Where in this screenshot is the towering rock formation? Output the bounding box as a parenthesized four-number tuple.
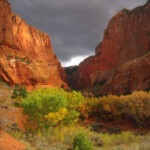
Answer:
(69, 0, 150, 94)
(0, 0, 67, 89)
(0, 0, 14, 46)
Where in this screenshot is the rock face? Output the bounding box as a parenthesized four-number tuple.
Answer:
(0, 0, 67, 89)
(69, 0, 150, 94)
(104, 53, 150, 95)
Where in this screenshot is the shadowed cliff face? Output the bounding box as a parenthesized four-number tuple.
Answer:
(0, 0, 67, 90)
(104, 53, 150, 95)
(68, 0, 150, 94)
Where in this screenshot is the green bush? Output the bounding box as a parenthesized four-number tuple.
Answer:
(0, 78, 4, 83)
(73, 132, 93, 150)
(12, 84, 28, 99)
(21, 88, 84, 129)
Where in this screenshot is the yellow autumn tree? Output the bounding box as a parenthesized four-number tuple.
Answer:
(45, 108, 68, 125)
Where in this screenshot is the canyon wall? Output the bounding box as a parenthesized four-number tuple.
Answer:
(69, 0, 150, 94)
(104, 53, 150, 95)
(0, 0, 67, 90)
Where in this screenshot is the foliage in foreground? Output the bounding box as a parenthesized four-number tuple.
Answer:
(73, 132, 93, 150)
(9, 125, 149, 150)
(21, 88, 84, 130)
(1, 78, 150, 150)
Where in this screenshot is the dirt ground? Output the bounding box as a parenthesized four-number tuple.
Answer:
(0, 129, 26, 150)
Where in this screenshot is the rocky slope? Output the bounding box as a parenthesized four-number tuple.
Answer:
(68, 0, 150, 94)
(0, 0, 67, 90)
(0, 130, 26, 150)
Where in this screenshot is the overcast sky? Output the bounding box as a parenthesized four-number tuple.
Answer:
(8, 0, 147, 66)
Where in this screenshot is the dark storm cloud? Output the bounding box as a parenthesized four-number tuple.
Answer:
(8, 0, 147, 62)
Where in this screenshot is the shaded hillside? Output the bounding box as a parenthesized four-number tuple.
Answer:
(64, 66, 78, 76)
(68, 0, 150, 95)
(104, 53, 150, 95)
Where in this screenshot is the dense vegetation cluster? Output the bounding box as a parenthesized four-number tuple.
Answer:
(78, 91, 150, 127)
(64, 66, 78, 76)
(1, 84, 149, 150)
(21, 88, 84, 130)
(20, 88, 150, 131)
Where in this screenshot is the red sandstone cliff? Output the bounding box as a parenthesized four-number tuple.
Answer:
(69, 0, 150, 94)
(0, 0, 67, 89)
(103, 53, 150, 95)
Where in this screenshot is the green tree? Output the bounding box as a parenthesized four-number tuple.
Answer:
(73, 132, 93, 150)
(21, 88, 84, 129)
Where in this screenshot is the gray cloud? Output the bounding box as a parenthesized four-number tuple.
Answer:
(8, 0, 147, 62)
